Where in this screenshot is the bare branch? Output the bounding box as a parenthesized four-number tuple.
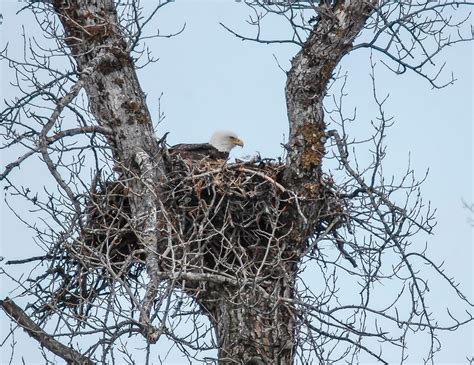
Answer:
(0, 298, 95, 365)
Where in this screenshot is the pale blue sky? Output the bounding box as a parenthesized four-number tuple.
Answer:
(1, 1, 472, 364)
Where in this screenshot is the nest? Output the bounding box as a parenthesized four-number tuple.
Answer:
(47, 152, 346, 312)
(82, 156, 293, 279)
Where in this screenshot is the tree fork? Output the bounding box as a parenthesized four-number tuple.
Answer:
(50, 1, 379, 364)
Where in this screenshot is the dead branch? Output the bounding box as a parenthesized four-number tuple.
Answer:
(0, 297, 95, 365)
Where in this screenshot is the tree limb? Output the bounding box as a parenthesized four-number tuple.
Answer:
(0, 297, 95, 365)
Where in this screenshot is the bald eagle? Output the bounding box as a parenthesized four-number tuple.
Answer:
(170, 131, 244, 160)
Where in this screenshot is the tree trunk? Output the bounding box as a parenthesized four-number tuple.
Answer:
(284, 0, 379, 270)
(52, 0, 164, 340)
(204, 263, 296, 365)
(285, 1, 378, 189)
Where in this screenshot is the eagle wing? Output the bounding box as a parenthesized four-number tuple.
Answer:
(169, 143, 229, 160)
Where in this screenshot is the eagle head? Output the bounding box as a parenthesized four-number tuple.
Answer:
(209, 130, 244, 153)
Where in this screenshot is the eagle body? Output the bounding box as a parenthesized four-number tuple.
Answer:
(169, 131, 244, 160)
(169, 143, 229, 160)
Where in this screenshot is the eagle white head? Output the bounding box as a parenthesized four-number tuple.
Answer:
(209, 130, 244, 153)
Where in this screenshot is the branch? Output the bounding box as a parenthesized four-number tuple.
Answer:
(219, 22, 302, 46)
(285, 0, 378, 187)
(0, 297, 95, 365)
(37, 79, 86, 215)
(0, 125, 111, 181)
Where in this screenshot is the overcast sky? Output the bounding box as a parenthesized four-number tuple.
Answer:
(1, 1, 472, 364)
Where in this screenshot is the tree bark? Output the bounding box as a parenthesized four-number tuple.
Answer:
(52, 0, 164, 340)
(283, 0, 379, 284)
(285, 1, 378, 190)
(202, 261, 296, 365)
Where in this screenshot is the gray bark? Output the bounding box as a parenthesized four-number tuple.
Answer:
(285, 1, 378, 188)
(52, 0, 164, 341)
(203, 262, 296, 365)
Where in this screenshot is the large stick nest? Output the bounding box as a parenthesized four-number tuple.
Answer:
(39, 152, 345, 314)
(82, 155, 296, 278)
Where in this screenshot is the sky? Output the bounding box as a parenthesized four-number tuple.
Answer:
(1, 1, 473, 364)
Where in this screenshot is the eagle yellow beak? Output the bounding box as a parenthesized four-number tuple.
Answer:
(232, 137, 244, 147)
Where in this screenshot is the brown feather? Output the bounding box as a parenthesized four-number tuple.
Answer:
(169, 143, 229, 160)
